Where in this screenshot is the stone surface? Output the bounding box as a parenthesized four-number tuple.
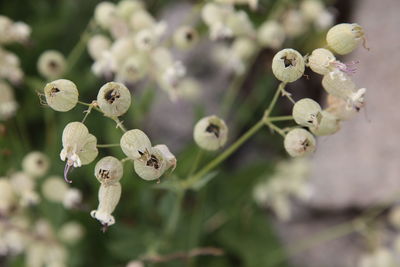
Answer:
(279, 0, 400, 266)
(309, 0, 400, 209)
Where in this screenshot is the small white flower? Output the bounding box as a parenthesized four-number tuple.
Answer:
(91, 182, 121, 228)
(60, 122, 98, 182)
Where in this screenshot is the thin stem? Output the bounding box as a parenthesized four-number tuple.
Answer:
(268, 115, 294, 122)
(165, 191, 184, 236)
(77, 101, 102, 113)
(97, 143, 120, 148)
(112, 117, 127, 133)
(188, 149, 204, 177)
(65, 19, 94, 74)
(266, 122, 286, 138)
(81, 104, 94, 123)
(121, 157, 132, 163)
(264, 82, 287, 118)
(220, 50, 261, 118)
(185, 119, 265, 188)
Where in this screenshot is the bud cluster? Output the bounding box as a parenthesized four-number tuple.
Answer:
(269, 22, 368, 157)
(0, 15, 31, 121)
(0, 151, 84, 266)
(87, 0, 201, 101)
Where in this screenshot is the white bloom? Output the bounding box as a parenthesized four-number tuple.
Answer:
(60, 122, 98, 182)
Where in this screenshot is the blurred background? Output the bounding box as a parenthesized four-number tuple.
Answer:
(0, 0, 399, 266)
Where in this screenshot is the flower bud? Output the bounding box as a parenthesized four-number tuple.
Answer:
(97, 82, 131, 117)
(120, 129, 152, 160)
(63, 188, 82, 209)
(201, 3, 224, 25)
(117, 0, 144, 20)
(307, 48, 336, 75)
(134, 28, 158, 51)
(91, 182, 121, 226)
(41, 176, 69, 203)
(282, 10, 307, 38)
(127, 261, 144, 267)
(0, 178, 16, 213)
(310, 110, 341, 136)
(173, 26, 199, 50)
(44, 79, 79, 112)
(87, 34, 111, 61)
(110, 37, 136, 65)
(37, 50, 66, 79)
(284, 129, 316, 157)
(0, 81, 18, 120)
(116, 55, 148, 83)
(326, 23, 365, 55)
(94, 156, 123, 185)
(194, 115, 228, 151)
(0, 16, 13, 44)
(257, 20, 285, 49)
(10, 172, 39, 206)
(272, 49, 305, 83)
(292, 98, 322, 128)
(300, 0, 324, 21)
(322, 73, 355, 99)
(232, 37, 257, 61)
(94, 2, 117, 29)
(58, 221, 84, 244)
(22, 151, 50, 178)
(60, 122, 98, 170)
(130, 9, 155, 31)
(226, 10, 255, 37)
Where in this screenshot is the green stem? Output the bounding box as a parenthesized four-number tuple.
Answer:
(96, 143, 120, 148)
(120, 157, 132, 164)
(266, 122, 286, 138)
(264, 82, 286, 118)
(77, 101, 102, 113)
(112, 117, 127, 133)
(185, 119, 265, 188)
(165, 191, 184, 236)
(220, 50, 261, 118)
(65, 19, 93, 74)
(188, 149, 204, 177)
(268, 115, 293, 122)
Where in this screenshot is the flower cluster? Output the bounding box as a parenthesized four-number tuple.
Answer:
(43, 78, 176, 228)
(253, 158, 312, 221)
(269, 23, 368, 157)
(0, 151, 84, 266)
(0, 15, 31, 120)
(206, 0, 335, 75)
(87, 0, 200, 101)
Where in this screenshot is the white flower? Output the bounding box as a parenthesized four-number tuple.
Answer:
(60, 122, 98, 182)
